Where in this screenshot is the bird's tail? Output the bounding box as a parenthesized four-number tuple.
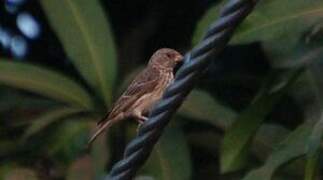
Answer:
(88, 119, 114, 146)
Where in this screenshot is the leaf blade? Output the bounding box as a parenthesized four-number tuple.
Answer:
(193, 0, 323, 67)
(139, 124, 192, 180)
(178, 90, 236, 130)
(243, 124, 311, 180)
(0, 60, 93, 109)
(40, 0, 117, 105)
(220, 69, 302, 173)
(232, 0, 323, 66)
(304, 52, 323, 180)
(21, 107, 86, 141)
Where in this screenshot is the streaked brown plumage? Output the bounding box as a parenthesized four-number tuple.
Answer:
(88, 48, 183, 145)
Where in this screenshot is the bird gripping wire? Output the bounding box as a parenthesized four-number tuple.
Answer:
(107, 0, 259, 179)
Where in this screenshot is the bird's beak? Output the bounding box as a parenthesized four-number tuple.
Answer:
(174, 54, 183, 63)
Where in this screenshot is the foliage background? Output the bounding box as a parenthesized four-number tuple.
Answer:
(0, 0, 323, 179)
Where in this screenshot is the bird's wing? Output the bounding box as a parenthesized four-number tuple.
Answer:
(97, 67, 161, 125)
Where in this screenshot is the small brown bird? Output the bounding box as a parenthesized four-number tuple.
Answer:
(88, 48, 183, 145)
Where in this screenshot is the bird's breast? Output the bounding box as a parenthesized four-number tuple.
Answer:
(155, 71, 174, 96)
(133, 71, 174, 114)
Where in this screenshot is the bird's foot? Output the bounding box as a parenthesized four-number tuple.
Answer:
(137, 116, 148, 124)
(136, 116, 148, 133)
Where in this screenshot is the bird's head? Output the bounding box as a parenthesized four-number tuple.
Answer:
(149, 48, 183, 70)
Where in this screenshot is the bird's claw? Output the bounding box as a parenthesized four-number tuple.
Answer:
(136, 116, 148, 133)
(137, 116, 148, 124)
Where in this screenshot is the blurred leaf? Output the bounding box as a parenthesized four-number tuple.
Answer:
(179, 90, 236, 130)
(243, 123, 312, 180)
(179, 90, 293, 163)
(117, 66, 145, 95)
(194, 0, 323, 66)
(0, 89, 57, 113)
(21, 107, 86, 141)
(40, 0, 117, 106)
(47, 118, 93, 164)
(135, 176, 155, 180)
(0, 60, 93, 109)
(187, 130, 221, 154)
(139, 124, 192, 180)
(0, 140, 20, 156)
(192, 2, 221, 45)
(89, 122, 110, 179)
(304, 53, 323, 180)
(232, 0, 323, 67)
(0, 164, 17, 179)
(252, 124, 290, 161)
(67, 122, 110, 180)
(220, 69, 302, 173)
(305, 115, 323, 180)
(179, 90, 293, 164)
(67, 155, 94, 180)
(4, 168, 38, 180)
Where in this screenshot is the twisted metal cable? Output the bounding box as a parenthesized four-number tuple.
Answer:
(107, 0, 259, 179)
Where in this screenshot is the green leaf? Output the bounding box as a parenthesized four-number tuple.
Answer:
(305, 115, 323, 180)
(0, 89, 58, 113)
(0, 60, 93, 109)
(40, 0, 117, 106)
(0, 164, 16, 180)
(194, 0, 323, 66)
(139, 124, 192, 180)
(0, 140, 20, 156)
(232, 0, 323, 67)
(179, 90, 236, 130)
(252, 124, 290, 161)
(21, 107, 86, 141)
(47, 119, 93, 165)
(66, 123, 110, 180)
(192, 2, 221, 45)
(304, 51, 323, 180)
(178, 90, 292, 164)
(3, 167, 39, 180)
(243, 124, 312, 180)
(220, 69, 302, 173)
(89, 122, 111, 179)
(179, 90, 293, 164)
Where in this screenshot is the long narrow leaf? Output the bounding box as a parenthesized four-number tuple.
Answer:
(3, 168, 38, 180)
(179, 90, 292, 163)
(0, 60, 93, 109)
(47, 118, 94, 164)
(220, 69, 302, 173)
(232, 0, 323, 67)
(243, 124, 312, 180)
(40, 0, 117, 105)
(193, 0, 323, 66)
(139, 124, 192, 180)
(304, 55, 323, 180)
(179, 90, 236, 130)
(21, 107, 86, 141)
(67, 137, 111, 180)
(89, 122, 110, 179)
(305, 120, 322, 180)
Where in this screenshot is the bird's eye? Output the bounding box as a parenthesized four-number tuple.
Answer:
(166, 53, 173, 59)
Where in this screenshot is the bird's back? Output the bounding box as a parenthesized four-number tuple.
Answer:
(99, 66, 164, 124)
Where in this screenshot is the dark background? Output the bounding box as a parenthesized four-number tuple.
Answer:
(0, 0, 303, 178)
(0, 0, 272, 108)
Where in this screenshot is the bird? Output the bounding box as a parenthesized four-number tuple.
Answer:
(88, 48, 183, 145)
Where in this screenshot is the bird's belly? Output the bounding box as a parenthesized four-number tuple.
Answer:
(132, 73, 173, 115)
(132, 92, 161, 115)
